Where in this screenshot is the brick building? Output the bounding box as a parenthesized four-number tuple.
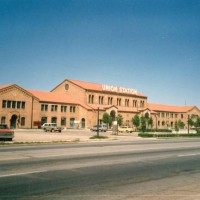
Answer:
(0, 79, 199, 129)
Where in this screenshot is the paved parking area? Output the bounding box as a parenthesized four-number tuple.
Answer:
(12, 129, 143, 143)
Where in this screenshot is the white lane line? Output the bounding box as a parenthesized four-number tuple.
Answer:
(0, 170, 47, 178)
(178, 153, 200, 157)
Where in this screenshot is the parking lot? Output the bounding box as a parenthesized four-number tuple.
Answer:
(12, 129, 142, 143)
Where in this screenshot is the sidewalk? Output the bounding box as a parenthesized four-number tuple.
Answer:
(12, 129, 145, 143)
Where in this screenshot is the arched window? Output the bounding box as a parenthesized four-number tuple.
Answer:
(21, 117, 25, 126)
(41, 117, 47, 125)
(61, 117, 66, 126)
(81, 118, 86, 128)
(51, 117, 57, 123)
(1, 116, 6, 124)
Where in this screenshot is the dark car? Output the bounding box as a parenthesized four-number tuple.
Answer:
(90, 125, 108, 132)
(0, 124, 14, 141)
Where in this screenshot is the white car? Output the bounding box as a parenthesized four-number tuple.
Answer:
(42, 123, 62, 132)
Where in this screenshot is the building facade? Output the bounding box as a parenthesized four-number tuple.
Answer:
(0, 79, 199, 130)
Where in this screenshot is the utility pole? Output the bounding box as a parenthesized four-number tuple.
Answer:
(188, 115, 190, 134)
(97, 107, 100, 137)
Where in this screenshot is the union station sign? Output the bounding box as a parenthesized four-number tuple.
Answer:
(102, 84, 137, 95)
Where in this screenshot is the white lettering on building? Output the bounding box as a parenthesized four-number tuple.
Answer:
(102, 84, 137, 95)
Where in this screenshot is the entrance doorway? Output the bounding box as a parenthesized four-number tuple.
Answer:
(10, 115, 18, 129)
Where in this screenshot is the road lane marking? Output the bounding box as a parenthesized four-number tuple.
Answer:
(0, 170, 47, 178)
(178, 153, 200, 157)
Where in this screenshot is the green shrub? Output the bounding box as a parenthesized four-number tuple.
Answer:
(138, 132, 200, 138)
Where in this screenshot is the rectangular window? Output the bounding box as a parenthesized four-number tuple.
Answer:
(1, 116, 6, 124)
(12, 101, 16, 108)
(70, 106, 76, 113)
(61, 106, 67, 112)
(17, 101, 21, 109)
(7, 101, 11, 108)
(21, 102, 25, 109)
(41, 104, 45, 111)
(51, 105, 58, 112)
(2, 100, 6, 108)
(181, 114, 184, 119)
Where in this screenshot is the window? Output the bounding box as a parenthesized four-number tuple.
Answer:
(1, 116, 6, 124)
(88, 95, 94, 104)
(51, 105, 58, 112)
(140, 101, 145, 108)
(21, 117, 25, 126)
(2, 100, 6, 108)
(70, 118, 75, 128)
(133, 100, 137, 107)
(117, 98, 121, 106)
(181, 114, 184, 119)
(61, 117, 66, 126)
(21, 102, 25, 109)
(17, 101, 21, 109)
(99, 96, 104, 104)
(41, 104, 48, 111)
(2, 100, 26, 109)
(108, 97, 113, 105)
(7, 101, 11, 108)
(61, 105, 67, 112)
(41, 117, 47, 125)
(125, 99, 129, 107)
(51, 117, 57, 123)
(65, 84, 69, 90)
(70, 106, 76, 113)
(12, 101, 16, 108)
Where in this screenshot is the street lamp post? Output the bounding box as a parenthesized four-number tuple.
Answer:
(188, 115, 190, 134)
(97, 107, 100, 137)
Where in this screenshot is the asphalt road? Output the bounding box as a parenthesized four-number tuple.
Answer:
(1, 139, 200, 199)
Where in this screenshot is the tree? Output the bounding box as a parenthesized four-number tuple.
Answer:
(178, 120, 185, 129)
(148, 117, 153, 130)
(188, 116, 194, 127)
(116, 114, 123, 126)
(194, 116, 200, 128)
(132, 114, 140, 131)
(140, 115, 146, 133)
(102, 113, 112, 127)
(175, 121, 179, 133)
(110, 110, 116, 121)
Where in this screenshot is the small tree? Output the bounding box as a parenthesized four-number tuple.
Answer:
(188, 116, 194, 127)
(178, 120, 185, 129)
(175, 121, 179, 133)
(102, 113, 112, 128)
(132, 114, 140, 131)
(194, 116, 200, 128)
(140, 115, 146, 133)
(110, 110, 116, 121)
(148, 117, 153, 131)
(117, 114, 123, 126)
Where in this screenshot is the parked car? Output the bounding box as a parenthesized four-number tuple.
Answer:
(42, 123, 62, 132)
(90, 125, 108, 132)
(118, 126, 134, 133)
(0, 124, 14, 141)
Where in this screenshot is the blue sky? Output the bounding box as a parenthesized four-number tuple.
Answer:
(0, 0, 200, 107)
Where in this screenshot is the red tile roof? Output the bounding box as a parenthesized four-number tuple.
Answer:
(28, 90, 92, 109)
(28, 90, 75, 104)
(148, 103, 195, 113)
(68, 79, 146, 97)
